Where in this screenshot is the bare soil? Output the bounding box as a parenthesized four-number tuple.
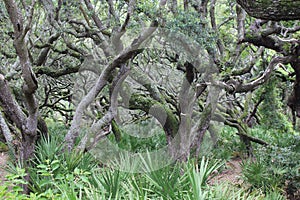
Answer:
(209, 157, 244, 186)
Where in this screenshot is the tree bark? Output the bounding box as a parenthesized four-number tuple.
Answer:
(0, 111, 15, 155)
(237, 0, 300, 21)
(288, 56, 300, 118)
(4, 0, 39, 165)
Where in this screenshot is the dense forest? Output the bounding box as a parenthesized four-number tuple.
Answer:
(0, 0, 299, 199)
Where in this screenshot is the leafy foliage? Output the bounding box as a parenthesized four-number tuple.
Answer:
(258, 77, 293, 133)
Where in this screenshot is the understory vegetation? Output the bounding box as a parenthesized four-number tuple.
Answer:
(1, 124, 299, 199)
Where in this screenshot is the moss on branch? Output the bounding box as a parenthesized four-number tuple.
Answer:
(128, 93, 179, 138)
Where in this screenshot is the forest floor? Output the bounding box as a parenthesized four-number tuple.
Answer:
(209, 157, 243, 186)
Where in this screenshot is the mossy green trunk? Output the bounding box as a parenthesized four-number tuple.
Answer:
(129, 94, 179, 139)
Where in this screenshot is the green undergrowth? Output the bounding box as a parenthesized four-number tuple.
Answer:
(210, 125, 300, 198)
(1, 124, 299, 199)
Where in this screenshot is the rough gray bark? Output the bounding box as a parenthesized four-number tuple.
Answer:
(0, 111, 15, 155)
(0, 75, 27, 131)
(4, 0, 39, 166)
(77, 65, 130, 151)
(237, 0, 300, 21)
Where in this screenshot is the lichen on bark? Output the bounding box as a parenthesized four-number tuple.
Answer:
(237, 0, 300, 21)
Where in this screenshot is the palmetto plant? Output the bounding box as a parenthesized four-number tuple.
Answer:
(28, 134, 96, 195)
(184, 157, 223, 200)
(241, 158, 283, 192)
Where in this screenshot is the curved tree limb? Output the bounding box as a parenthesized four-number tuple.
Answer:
(214, 56, 294, 93)
(64, 23, 158, 151)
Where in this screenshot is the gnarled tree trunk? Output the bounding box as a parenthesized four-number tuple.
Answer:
(287, 55, 300, 128)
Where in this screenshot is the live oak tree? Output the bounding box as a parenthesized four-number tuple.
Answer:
(0, 0, 300, 190)
(236, 0, 300, 127)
